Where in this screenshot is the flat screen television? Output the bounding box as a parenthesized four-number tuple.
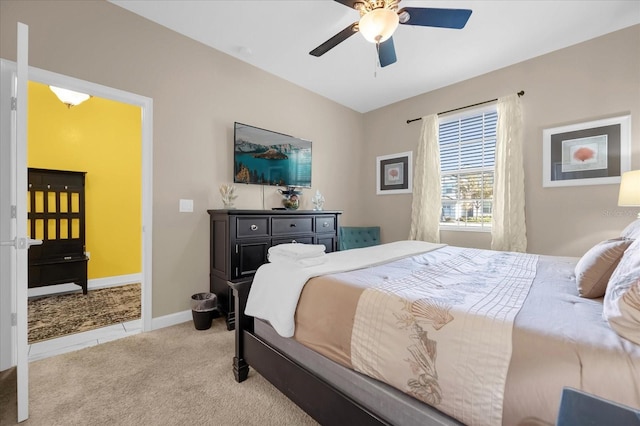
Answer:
(233, 122, 312, 188)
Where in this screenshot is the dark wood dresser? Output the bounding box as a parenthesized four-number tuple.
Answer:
(207, 209, 342, 330)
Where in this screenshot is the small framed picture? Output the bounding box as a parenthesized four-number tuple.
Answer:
(542, 115, 631, 187)
(376, 151, 412, 195)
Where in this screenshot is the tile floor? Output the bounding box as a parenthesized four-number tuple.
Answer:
(28, 319, 142, 362)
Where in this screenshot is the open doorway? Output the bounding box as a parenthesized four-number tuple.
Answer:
(0, 60, 153, 371)
(26, 81, 142, 350)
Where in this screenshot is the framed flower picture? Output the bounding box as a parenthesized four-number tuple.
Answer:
(376, 151, 413, 195)
(542, 115, 631, 187)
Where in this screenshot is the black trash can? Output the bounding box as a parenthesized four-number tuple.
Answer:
(191, 292, 217, 330)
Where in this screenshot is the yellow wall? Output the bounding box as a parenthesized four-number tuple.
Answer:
(27, 81, 141, 279)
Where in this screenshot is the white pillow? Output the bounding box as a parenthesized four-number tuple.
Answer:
(603, 238, 640, 345)
(575, 238, 632, 298)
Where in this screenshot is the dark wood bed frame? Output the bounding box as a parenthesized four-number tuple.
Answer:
(230, 279, 391, 425)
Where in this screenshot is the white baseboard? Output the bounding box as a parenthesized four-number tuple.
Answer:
(151, 310, 192, 330)
(27, 273, 142, 298)
(88, 273, 142, 290)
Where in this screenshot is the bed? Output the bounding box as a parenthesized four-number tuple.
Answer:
(230, 232, 640, 425)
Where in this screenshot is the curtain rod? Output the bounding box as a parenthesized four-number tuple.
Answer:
(406, 90, 525, 124)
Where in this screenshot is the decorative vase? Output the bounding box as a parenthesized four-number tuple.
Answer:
(278, 187, 301, 210)
(311, 190, 325, 211)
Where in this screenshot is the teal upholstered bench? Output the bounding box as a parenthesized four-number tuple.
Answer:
(339, 226, 381, 250)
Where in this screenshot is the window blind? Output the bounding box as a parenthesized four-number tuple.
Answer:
(439, 110, 497, 230)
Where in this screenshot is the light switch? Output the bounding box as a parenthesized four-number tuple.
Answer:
(179, 199, 194, 213)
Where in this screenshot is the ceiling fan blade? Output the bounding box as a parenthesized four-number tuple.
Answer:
(378, 37, 397, 68)
(398, 7, 472, 29)
(309, 22, 359, 57)
(333, 0, 360, 8)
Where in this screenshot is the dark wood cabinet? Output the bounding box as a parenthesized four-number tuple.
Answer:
(208, 209, 341, 330)
(28, 168, 88, 294)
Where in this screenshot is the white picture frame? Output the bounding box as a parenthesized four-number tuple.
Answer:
(376, 151, 413, 195)
(542, 115, 631, 187)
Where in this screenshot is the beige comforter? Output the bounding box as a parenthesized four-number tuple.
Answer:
(293, 246, 640, 425)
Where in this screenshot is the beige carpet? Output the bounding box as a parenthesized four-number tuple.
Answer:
(0, 319, 317, 425)
(28, 284, 141, 343)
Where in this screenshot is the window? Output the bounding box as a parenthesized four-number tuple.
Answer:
(439, 107, 497, 231)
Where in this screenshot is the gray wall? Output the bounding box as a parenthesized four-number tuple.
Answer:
(1, 0, 638, 321)
(0, 0, 366, 317)
(362, 25, 640, 256)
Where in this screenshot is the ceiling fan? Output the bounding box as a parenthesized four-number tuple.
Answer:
(309, 0, 472, 67)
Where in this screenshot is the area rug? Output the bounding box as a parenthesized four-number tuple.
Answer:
(28, 283, 141, 343)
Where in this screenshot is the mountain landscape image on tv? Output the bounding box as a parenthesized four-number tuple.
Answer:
(234, 122, 312, 188)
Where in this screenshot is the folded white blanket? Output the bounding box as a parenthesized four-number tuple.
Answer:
(246, 240, 445, 337)
(268, 252, 328, 267)
(268, 243, 325, 259)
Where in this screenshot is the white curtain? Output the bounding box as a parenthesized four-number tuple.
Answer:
(409, 114, 441, 243)
(491, 94, 527, 252)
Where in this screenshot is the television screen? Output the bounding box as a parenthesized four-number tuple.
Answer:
(233, 122, 312, 188)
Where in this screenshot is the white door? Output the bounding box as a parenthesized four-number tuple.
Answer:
(0, 22, 32, 423)
(15, 22, 30, 423)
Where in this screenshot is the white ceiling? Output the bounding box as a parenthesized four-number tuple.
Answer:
(110, 1, 640, 113)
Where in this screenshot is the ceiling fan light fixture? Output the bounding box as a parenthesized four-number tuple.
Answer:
(49, 86, 91, 108)
(359, 8, 399, 43)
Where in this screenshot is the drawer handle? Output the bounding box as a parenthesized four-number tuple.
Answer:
(290, 223, 296, 227)
(250, 224, 258, 231)
(323, 222, 330, 227)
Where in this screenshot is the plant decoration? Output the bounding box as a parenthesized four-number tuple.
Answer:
(219, 184, 238, 208)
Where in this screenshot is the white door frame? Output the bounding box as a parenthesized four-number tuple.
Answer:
(0, 61, 153, 371)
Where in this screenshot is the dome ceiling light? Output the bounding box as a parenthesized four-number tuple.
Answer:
(49, 86, 91, 108)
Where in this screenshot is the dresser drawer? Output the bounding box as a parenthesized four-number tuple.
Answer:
(272, 236, 314, 246)
(236, 217, 270, 239)
(315, 216, 336, 234)
(272, 216, 313, 236)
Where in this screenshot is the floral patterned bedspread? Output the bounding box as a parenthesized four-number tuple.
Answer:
(296, 247, 539, 426)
